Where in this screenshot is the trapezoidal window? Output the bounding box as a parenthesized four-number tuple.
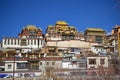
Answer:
(100, 59, 105, 65)
(89, 59, 96, 65)
(21, 39, 27, 46)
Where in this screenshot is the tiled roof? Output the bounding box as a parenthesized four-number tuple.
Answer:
(86, 28, 105, 32)
(56, 21, 68, 25)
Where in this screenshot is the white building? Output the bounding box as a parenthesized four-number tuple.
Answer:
(87, 55, 108, 69)
(46, 40, 98, 49)
(2, 37, 44, 53)
(2, 25, 45, 53)
(4, 59, 28, 71)
(62, 53, 79, 69)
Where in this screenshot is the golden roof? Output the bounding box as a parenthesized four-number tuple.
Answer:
(86, 28, 105, 32)
(65, 31, 70, 34)
(48, 25, 53, 28)
(60, 26, 68, 30)
(26, 25, 38, 31)
(56, 21, 68, 25)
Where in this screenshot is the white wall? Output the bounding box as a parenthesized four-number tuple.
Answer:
(5, 62, 15, 71)
(91, 46, 107, 54)
(47, 40, 98, 48)
(62, 62, 79, 69)
(39, 61, 62, 71)
(2, 38, 44, 50)
(87, 56, 108, 69)
(4, 61, 28, 71)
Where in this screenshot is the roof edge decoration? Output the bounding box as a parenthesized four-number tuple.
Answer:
(56, 21, 68, 25)
(86, 28, 105, 32)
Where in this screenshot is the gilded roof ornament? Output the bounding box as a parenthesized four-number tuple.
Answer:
(56, 21, 68, 25)
(24, 25, 42, 31)
(26, 25, 37, 29)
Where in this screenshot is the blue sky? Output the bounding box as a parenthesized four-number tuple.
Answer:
(0, 0, 120, 40)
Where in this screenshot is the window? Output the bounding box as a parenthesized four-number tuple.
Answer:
(52, 62, 55, 65)
(89, 59, 96, 65)
(14, 39, 16, 45)
(30, 31, 36, 35)
(21, 39, 27, 46)
(28, 40, 29, 45)
(46, 62, 49, 65)
(11, 39, 13, 45)
(40, 62, 42, 65)
(41, 40, 42, 45)
(96, 49, 98, 51)
(8, 65, 12, 69)
(31, 39, 33, 45)
(34, 39, 36, 45)
(18, 39, 19, 45)
(17, 63, 28, 69)
(100, 59, 105, 65)
(37, 39, 39, 45)
(8, 39, 9, 45)
(48, 47, 55, 52)
(96, 36, 102, 44)
(4, 39, 6, 45)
